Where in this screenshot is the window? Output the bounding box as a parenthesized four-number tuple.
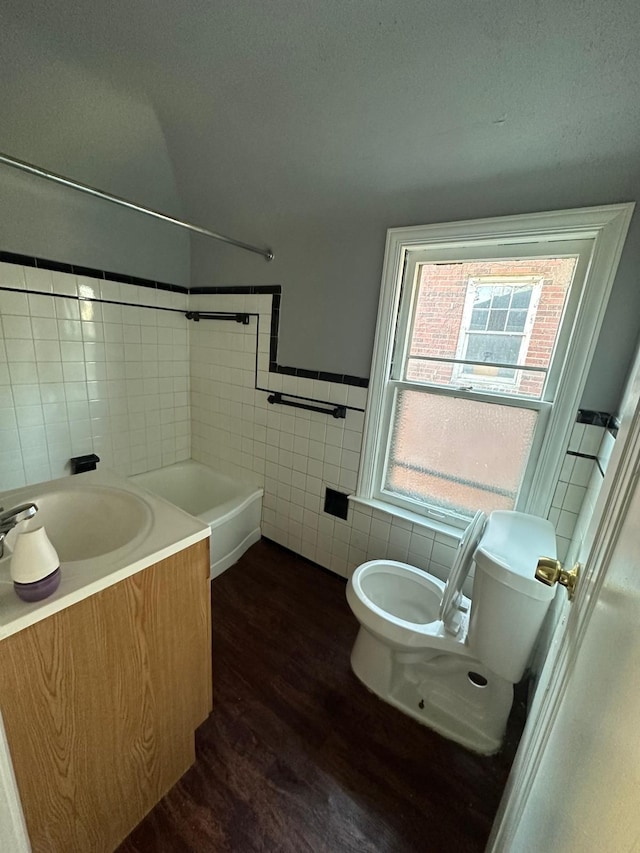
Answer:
(454, 277, 542, 386)
(355, 205, 633, 532)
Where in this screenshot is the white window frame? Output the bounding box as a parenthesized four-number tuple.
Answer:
(353, 204, 634, 535)
(452, 276, 543, 388)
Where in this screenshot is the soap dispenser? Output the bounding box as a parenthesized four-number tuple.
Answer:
(11, 527, 61, 602)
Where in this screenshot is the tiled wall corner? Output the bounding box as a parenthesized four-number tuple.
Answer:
(189, 291, 459, 580)
(547, 421, 606, 561)
(563, 425, 617, 567)
(597, 428, 617, 475)
(0, 262, 190, 489)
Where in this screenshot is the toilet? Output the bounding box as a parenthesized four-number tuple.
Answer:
(346, 510, 557, 754)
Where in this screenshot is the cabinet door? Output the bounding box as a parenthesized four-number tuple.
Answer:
(0, 539, 211, 853)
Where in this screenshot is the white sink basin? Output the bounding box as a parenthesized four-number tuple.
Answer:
(0, 468, 210, 642)
(5, 485, 153, 563)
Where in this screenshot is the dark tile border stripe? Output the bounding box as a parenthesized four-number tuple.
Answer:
(0, 250, 188, 294)
(1, 253, 370, 388)
(567, 449, 605, 477)
(1, 253, 370, 387)
(190, 285, 369, 388)
(576, 407, 619, 443)
(577, 409, 613, 428)
(190, 285, 281, 295)
(1, 251, 370, 386)
(0, 285, 186, 315)
(567, 449, 598, 461)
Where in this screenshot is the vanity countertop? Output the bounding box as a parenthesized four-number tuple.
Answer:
(0, 468, 210, 640)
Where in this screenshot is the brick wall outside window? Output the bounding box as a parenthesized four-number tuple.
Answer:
(407, 258, 576, 397)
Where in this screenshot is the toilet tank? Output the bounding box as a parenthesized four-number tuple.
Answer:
(468, 511, 557, 683)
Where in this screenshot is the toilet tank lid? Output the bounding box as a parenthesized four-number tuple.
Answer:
(473, 511, 557, 600)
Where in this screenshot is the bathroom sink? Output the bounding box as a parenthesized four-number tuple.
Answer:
(0, 468, 210, 643)
(5, 485, 153, 563)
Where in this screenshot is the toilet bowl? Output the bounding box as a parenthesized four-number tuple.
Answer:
(346, 510, 557, 754)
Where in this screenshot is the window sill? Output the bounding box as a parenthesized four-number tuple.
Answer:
(348, 495, 464, 542)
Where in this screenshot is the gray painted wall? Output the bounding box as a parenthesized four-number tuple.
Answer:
(0, 22, 189, 285)
(2, 0, 639, 411)
(191, 162, 640, 412)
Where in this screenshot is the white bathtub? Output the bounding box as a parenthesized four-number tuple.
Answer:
(130, 461, 263, 578)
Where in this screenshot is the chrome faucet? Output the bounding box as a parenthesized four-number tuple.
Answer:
(0, 503, 38, 558)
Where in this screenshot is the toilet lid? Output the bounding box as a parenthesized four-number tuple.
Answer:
(439, 510, 486, 630)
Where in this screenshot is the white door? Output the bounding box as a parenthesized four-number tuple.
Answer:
(488, 350, 640, 851)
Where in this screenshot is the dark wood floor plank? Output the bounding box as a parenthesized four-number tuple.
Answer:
(117, 539, 524, 853)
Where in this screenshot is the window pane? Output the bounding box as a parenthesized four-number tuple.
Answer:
(384, 389, 538, 516)
(512, 288, 533, 308)
(492, 290, 512, 309)
(475, 286, 493, 306)
(487, 309, 508, 331)
(406, 257, 577, 398)
(464, 334, 521, 365)
(506, 309, 528, 332)
(469, 308, 488, 330)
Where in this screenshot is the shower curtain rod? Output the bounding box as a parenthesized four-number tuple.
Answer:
(0, 152, 274, 262)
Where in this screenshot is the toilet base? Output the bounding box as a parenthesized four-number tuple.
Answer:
(350, 627, 513, 755)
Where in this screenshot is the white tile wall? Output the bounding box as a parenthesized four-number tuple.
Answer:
(563, 426, 616, 567)
(0, 262, 190, 489)
(548, 421, 608, 561)
(598, 428, 616, 475)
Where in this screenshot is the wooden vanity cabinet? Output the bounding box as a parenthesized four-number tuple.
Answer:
(0, 538, 212, 853)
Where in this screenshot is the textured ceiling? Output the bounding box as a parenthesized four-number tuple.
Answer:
(4, 0, 639, 223)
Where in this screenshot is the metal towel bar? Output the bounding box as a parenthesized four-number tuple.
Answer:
(185, 311, 250, 324)
(267, 392, 346, 419)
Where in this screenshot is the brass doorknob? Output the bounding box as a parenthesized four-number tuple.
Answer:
(535, 557, 580, 600)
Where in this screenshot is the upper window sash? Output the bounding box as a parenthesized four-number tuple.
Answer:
(393, 239, 592, 402)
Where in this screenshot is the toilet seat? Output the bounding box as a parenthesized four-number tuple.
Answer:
(439, 510, 486, 634)
(347, 510, 487, 651)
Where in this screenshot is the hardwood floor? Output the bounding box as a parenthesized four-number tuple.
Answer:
(117, 539, 525, 852)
